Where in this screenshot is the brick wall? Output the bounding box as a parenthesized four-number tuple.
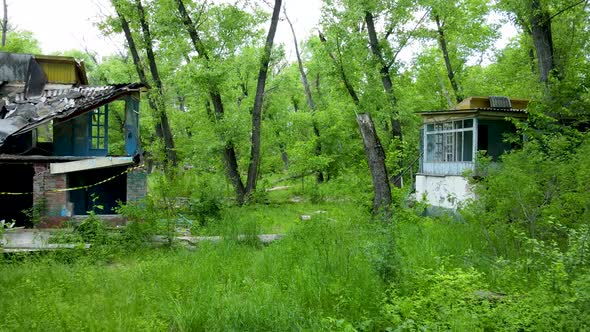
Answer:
(33, 163, 68, 217)
(126, 167, 147, 203)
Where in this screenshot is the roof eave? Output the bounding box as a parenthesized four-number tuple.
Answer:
(418, 108, 527, 119)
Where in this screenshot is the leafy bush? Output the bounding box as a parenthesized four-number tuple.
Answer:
(187, 173, 225, 225)
(464, 133, 590, 243)
(75, 214, 107, 245)
(117, 201, 159, 248)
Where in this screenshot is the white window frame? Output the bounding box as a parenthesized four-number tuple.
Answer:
(424, 118, 477, 163)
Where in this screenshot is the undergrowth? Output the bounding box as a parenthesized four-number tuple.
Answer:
(2, 135, 590, 331)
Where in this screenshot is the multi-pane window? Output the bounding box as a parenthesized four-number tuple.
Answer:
(89, 106, 107, 150)
(426, 119, 474, 162)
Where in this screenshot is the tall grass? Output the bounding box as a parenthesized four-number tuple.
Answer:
(0, 206, 385, 331)
(2, 199, 588, 330)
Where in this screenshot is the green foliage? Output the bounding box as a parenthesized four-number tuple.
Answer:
(464, 133, 590, 242)
(72, 195, 108, 245)
(0, 30, 42, 54)
(21, 199, 46, 226)
(2, 0, 589, 328)
(75, 215, 107, 245)
(116, 201, 159, 248)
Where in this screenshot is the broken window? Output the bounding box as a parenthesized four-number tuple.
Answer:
(36, 121, 53, 143)
(426, 119, 474, 162)
(89, 105, 108, 151)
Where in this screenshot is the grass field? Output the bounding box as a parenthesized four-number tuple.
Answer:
(1, 185, 588, 331)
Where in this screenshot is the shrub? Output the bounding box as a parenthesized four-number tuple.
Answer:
(75, 214, 107, 245)
(464, 133, 590, 244)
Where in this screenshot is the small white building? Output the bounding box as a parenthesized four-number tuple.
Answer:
(416, 96, 528, 209)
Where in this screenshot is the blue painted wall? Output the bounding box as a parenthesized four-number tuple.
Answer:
(53, 114, 91, 156)
(53, 96, 140, 157)
(124, 94, 140, 156)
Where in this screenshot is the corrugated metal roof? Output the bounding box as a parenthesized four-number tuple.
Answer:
(13, 86, 116, 102)
(0, 83, 143, 146)
(489, 96, 512, 109)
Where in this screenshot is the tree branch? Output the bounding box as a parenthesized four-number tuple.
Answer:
(547, 0, 588, 22)
(283, 4, 315, 111)
(388, 8, 431, 68)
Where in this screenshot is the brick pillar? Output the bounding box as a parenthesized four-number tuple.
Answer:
(33, 163, 68, 217)
(126, 167, 147, 203)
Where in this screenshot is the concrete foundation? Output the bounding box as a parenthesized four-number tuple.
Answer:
(415, 174, 474, 209)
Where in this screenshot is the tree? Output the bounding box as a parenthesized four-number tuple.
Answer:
(283, 6, 324, 182)
(498, 0, 590, 114)
(318, 28, 392, 217)
(433, 13, 462, 103)
(245, 0, 283, 194)
(174, 0, 282, 203)
(2, 0, 7, 47)
(111, 0, 178, 167)
(133, 0, 177, 166)
(499, 0, 590, 85)
(419, 0, 499, 104)
(364, 10, 405, 142)
(318, 0, 427, 217)
(173, 0, 246, 201)
(0, 30, 41, 54)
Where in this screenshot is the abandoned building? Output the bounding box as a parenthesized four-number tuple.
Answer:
(416, 96, 528, 209)
(0, 52, 146, 227)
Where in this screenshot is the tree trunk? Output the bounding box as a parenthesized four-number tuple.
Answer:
(528, 48, 537, 75)
(285, 8, 314, 111)
(135, 0, 178, 167)
(244, 0, 282, 194)
(279, 143, 289, 170)
(116, 9, 165, 144)
(365, 11, 403, 188)
(174, 0, 246, 203)
(435, 15, 463, 103)
(437, 72, 454, 108)
(2, 0, 7, 47)
(356, 113, 392, 218)
(312, 123, 324, 182)
(529, 0, 557, 84)
(319, 31, 392, 217)
(210, 92, 247, 203)
(284, 7, 323, 182)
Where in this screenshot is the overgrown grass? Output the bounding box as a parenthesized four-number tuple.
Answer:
(1, 207, 384, 331)
(2, 169, 589, 331)
(195, 199, 359, 236)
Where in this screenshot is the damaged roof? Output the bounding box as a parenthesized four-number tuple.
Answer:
(0, 52, 88, 87)
(0, 83, 143, 146)
(0, 51, 143, 148)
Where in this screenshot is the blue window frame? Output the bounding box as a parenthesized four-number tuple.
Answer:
(89, 105, 108, 152)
